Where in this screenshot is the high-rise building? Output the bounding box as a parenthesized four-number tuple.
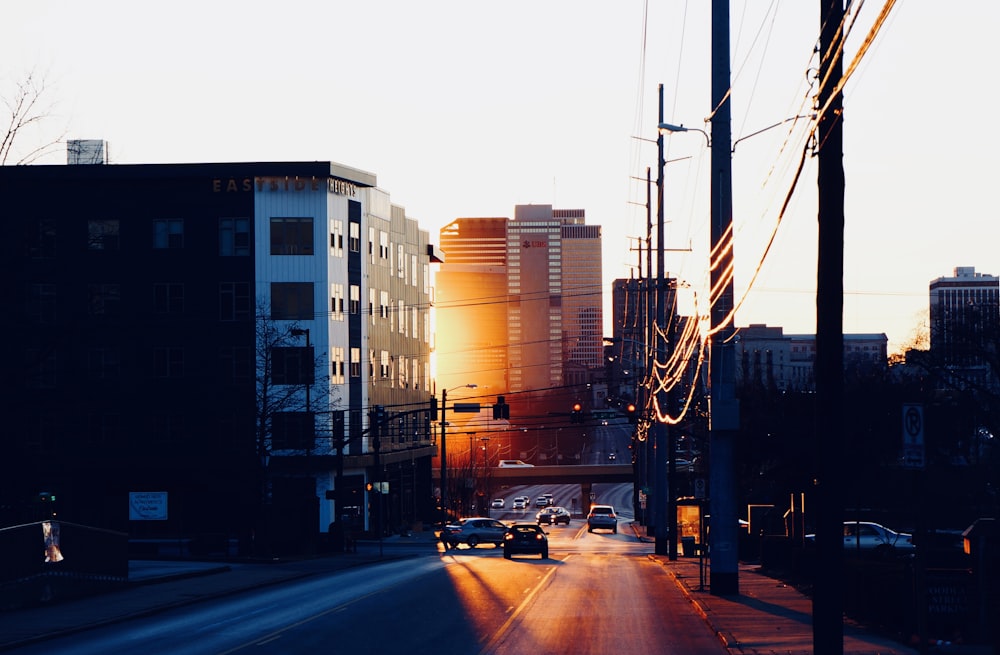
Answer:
(929, 266, 1000, 367)
(436, 205, 603, 396)
(3, 156, 437, 548)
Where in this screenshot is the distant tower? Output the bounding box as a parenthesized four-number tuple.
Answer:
(929, 266, 1000, 366)
(67, 140, 110, 165)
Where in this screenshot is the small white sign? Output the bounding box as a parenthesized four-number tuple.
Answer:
(129, 491, 169, 521)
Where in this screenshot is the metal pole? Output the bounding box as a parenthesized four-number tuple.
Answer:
(440, 388, 448, 525)
(709, 0, 739, 596)
(654, 83, 670, 557)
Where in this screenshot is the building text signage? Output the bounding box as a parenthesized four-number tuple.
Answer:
(212, 176, 358, 197)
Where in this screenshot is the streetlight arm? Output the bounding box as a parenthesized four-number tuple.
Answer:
(658, 122, 711, 147)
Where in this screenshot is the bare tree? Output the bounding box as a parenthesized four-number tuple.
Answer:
(1, 68, 65, 165)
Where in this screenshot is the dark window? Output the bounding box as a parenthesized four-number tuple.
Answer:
(219, 217, 250, 256)
(87, 413, 121, 447)
(272, 411, 315, 450)
(220, 282, 251, 321)
(272, 346, 314, 385)
(271, 282, 314, 320)
(88, 219, 120, 250)
(270, 217, 314, 255)
(153, 219, 184, 249)
(154, 283, 184, 314)
(25, 349, 57, 389)
(27, 218, 56, 258)
(220, 346, 252, 381)
(153, 347, 184, 378)
(89, 348, 121, 380)
(27, 284, 57, 324)
(150, 413, 185, 444)
(88, 284, 121, 316)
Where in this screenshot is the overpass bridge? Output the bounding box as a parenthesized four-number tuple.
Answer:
(433, 464, 635, 513)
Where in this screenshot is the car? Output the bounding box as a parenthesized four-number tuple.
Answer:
(440, 517, 509, 549)
(498, 460, 534, 468)
(535, 496, 552, 507)
(503, 522, 549, 559)
(607, 452, 617, 461)
(491, 498, 505, 509)
(536, 506, 571, 525)
(587, 504, 618, 533)
(804, 521, 916, 558)
(511, 497, 528, 510)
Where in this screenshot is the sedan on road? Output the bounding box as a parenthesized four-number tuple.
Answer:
(503, 522, 549, 559)
(441, 518, 509, 549)
(536, 506, 572, 526)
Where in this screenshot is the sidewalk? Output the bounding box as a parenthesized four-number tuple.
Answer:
(0, 527, 961, 654)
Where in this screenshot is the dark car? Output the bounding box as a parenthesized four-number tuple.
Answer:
(503, 522, 549, 559)
(440, 517, 508, 549)
(536, 506, 571, 525)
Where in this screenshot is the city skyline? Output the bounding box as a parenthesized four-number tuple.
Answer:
(4, 2, 997, 354)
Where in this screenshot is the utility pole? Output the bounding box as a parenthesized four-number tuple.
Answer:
(709, 0, 739, 596)
(813, 0, 846, 651)
(653, 84, 670, 557)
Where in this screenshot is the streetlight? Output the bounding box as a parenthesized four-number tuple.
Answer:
(440, 383, 477, 524)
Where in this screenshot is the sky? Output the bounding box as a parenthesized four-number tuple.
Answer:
(5, 1, 998, 355)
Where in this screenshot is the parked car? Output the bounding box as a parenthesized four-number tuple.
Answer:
(536, 506, 572, 525)
(491, 498, 505, 509)
(440, 517, 509, 549)
(503, 523, 549, 559)
(498, 460, 534, 468)
(804, 521, 916, 558)
(587, 505, 618, 533)
(512, 497, 529, 510)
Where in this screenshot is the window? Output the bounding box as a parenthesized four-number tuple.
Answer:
(153, 219, 184, 249)
(380, 350, 390, 379)
(380, 231, 389, 259)
(220, 346, 252, 381)
(368, 226, 376, 263)
(331, 347, 345, 384)
(350, 285, 360, 315)
(272, 411, 315, 450)
(153, 347, 184, 378)
(380, 291, 389, 319)
(88, 284, 121, 316)
(272, 346, 314, 385)
(331, 283, 345, 321)
(399, 300, 406, 334)
(349, 221, 360, 252)
(397, 244, 405, 278)
(330, 220, 344, 257)
(28, 219, 56, 258)
(350, 347, 361, 378)
(220, 217, 250, 256)
(25, 349, 56, 388)
(370, 288, 376, 323)
(154, 283, 184, 314)
(220, 282, 251, 321)
(150, 413, 185, 444)
(89, 348, 121, 380)
(270, 217, 314, 255)
(27, 284, 57, 324)
(88, 220, 119, 250)
(411, 255, 418, 287)
(271, 282, 314, 320)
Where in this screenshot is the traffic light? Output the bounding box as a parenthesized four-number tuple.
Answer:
(493, 395, 510, 420)
(626, 403, 638, 424)
(571, 403, 583, 424)
(429, 396, 439, 421)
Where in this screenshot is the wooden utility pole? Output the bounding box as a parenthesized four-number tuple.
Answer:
(813, 0, 846, 652)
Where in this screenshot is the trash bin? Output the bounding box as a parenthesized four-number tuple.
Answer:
(681, 536, 696, 557)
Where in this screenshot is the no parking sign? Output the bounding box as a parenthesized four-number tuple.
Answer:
(901, 403, 925, 469)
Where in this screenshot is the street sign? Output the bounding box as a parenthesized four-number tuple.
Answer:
(452, 403, 481, 413)
(901, 403, 925, 469)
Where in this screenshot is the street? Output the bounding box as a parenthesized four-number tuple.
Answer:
(7, 488, 726, 655)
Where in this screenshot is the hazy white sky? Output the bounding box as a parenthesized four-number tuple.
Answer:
(5, 1, 997, 354)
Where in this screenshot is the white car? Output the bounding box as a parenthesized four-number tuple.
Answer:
(491, 498, 505, 509)
(805, 521, 915, 557)
(512, 497, 528, 510)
